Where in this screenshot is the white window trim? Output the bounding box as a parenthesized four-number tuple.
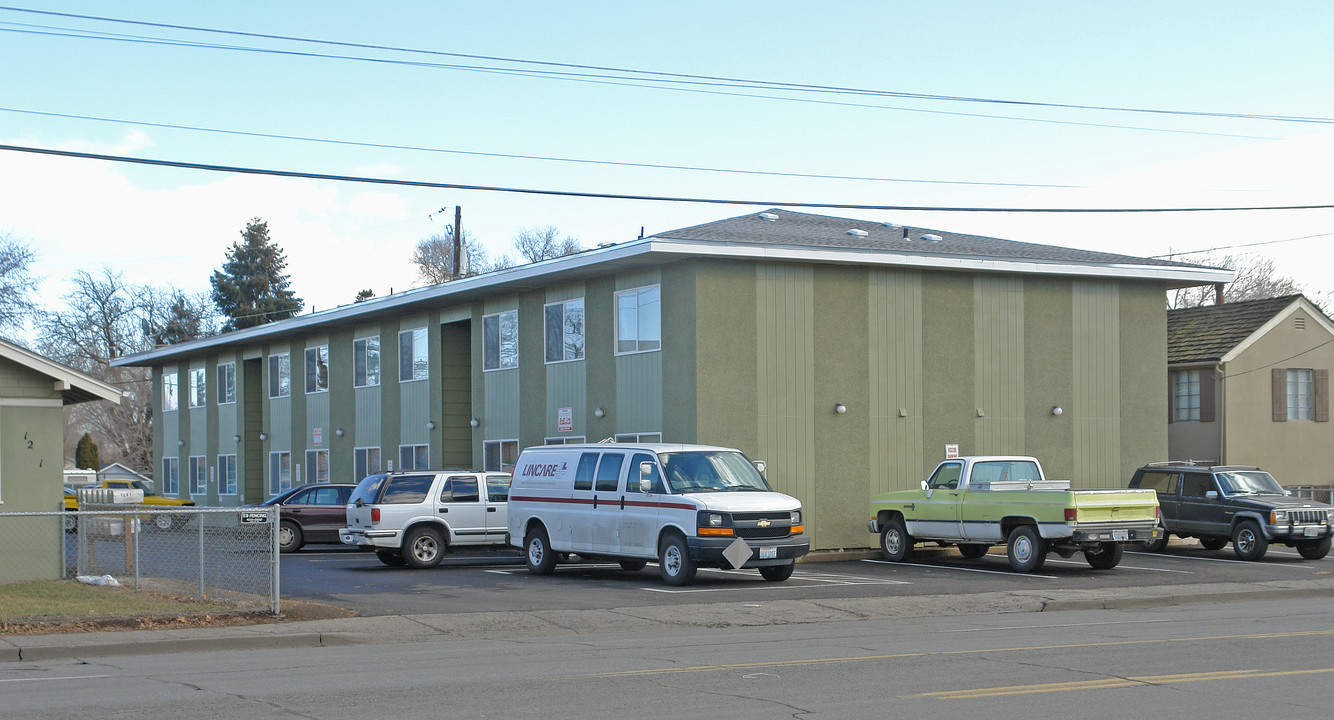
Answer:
(544, 436, 587, 445)
(1174, 369, 1201, 423)
(188, 455, 207, 496)
(482, 309, 519, 372)
(354, 446, 382, 481)
(398, 443, 430, 471)
(305, 448, 331, 483)
(162, 456, 180, 495)
(614, 431, 663, 443)
(353, 335, 381, 388)
(614, 285, 662, 356)
(269, 450, 292, 495)
(269, 353, 291, 399)
(188, 368, 207, 408)
(1288, 368, 1314, 421)
(398, 327, 429, 383)
(218, 454, 238, 496)
(483, 438, 520, 472)
(217, 362, 236, 405)
(544, 298, 586, 365)
(306, 345, 330, 395)
(163, 371, 179, 412)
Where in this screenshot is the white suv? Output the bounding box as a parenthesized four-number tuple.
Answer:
(340, 470, 511, 568)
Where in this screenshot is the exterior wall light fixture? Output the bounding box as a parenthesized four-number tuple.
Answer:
(233, 434, 241, 442)
(1051, 406, 1063, 416)
(258, 432, 268, 441)
(426, 420, 436, 431)
(335, 428, 344, 437)
(177, 439, 184, 446)
(594, 407, 606, 418)
(834, 403, 847, 414)
(469, 418, 480, 429)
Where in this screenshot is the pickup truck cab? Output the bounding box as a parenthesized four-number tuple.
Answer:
(1129, 463, 1332, 560)
(869, 456, 1162, 572)
(83, 479, 196, 530)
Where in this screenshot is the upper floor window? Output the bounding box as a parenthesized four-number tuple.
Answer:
(188, 368, 206, 408)
(616, 285, 660, 354)
(306, 345, 329, 394)
(1174, 369, 1200, 422)
(545, 299, 585, 363)
(1288, 368, 1313, 420)
(399, 444, 430, 471)
(162, 371, 178, 412)
(483, 310, 518, 371)
(354, 336, 380, 387)
(399, 327, 429, 382)
(268, 353, 291, 399)
(217, 362, 236, 405)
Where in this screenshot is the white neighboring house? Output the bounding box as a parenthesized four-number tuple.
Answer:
(99, 461, 154, 492)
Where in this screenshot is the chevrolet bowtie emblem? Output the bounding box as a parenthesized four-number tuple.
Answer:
(757, 519, 771, 527)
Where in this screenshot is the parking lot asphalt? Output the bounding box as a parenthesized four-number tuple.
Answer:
(5, 537, 1332, 662)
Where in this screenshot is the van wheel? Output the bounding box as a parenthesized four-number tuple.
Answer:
(759, 562, 794, 582)
(879, 518, 913, 562)
(403, 527, 445, 568)
(1232, 520, 1268, 561)
(278, 521, 302, 553)
(1006, 525, 1047, 572)
(957, 543, 989, 559)
(618, 560, 648, 571)
(658, 534, 697, 586)
(525, 526, 557, 575)
(1297, 536, 1331, 560)
(376, 549, 406, 567)
(1084, 542, 1123, 569)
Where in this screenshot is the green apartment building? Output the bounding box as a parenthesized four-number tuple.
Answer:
(114, 209, 1228, 552)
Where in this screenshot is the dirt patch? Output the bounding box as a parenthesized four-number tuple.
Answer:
(1, 599, 357, 636)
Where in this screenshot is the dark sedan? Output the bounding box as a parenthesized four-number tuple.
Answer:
(257, 483, 358, 552)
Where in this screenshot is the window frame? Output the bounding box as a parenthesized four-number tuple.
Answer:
(161, 456, 180, 495)
(188, 455, 207, 495)
(217, 362, 236, 405)
(1174, 369, 1201, 422)
(188, 367, 207, 408)
(268, 353, 291, 399)
(354, 446, 382, 482)
(398, 444, 430, 471)
(354, 336, 381, 388)
(614, 432, 663, 444)
(218, 454, 238, 496)
(482, 310, 519, 371)
(544, 298, 586, 364)
(398, 327, 429, 382)
(1288, 368, 1314, 421)
(544, 436, 587, 445)
(305, 345, 330, 394)
(483, 439, 519, 473)
(268, 450, 292, 495)
(162, 371, 178, 412)
(305, 448, 330, 483)
(614, 285, 661, 356)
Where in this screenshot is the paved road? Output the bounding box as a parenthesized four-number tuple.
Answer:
(3, 597, 1329, 719)
(281, 538, 1334, 616)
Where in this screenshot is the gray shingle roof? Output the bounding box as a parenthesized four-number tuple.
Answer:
(657, 209, 1213, 269)
(1167, 294, 1303, 364)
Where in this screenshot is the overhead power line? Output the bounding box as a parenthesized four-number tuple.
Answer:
(5, 142, 1334, 214)
(1150, 231, 1334, 258)
(2, 4, 1330, 127)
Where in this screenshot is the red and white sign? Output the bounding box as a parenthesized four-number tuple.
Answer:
(557, 407, 574, 432)
(945, 443, 959, 459)
(313, 428, 323, 447)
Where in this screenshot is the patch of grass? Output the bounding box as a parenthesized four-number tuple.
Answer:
(0, 579, 239, 624)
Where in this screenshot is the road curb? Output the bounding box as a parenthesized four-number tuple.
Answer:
(1041, 585, 1334, 611)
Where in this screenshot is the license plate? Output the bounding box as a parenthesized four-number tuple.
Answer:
(1112, 529, 1129, 541)
(759, 546, 777, 559)
(1305, 526, 1320, 537)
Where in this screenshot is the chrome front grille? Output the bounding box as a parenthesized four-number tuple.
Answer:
(1287, 509, 1329, 525)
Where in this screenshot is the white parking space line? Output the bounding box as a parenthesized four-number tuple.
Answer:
(0, 675, 114, 683)
(1125, 551, 1321, 569)
(641, 567, 910, 593)
(1042, 558, 1194, 573)
(860, 558, 1058, 579)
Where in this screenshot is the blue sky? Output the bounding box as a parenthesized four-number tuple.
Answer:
(3, 1, 1333, 316)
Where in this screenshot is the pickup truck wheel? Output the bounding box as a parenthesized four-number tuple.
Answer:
(759, 562, 795, 582)
(1296, 536, 1331, 560)
(1140, 534, 1169, 553)
(619, 560, 648, 571)
(278, 521, 303, 553)
(1006, 526, 1046, 572)
(525, 526, 557, 575)
(375, 549, 406, 567)
(957, 543, 989, 559)
(403, 526, 446, 568)
(1199, 536, 1228, 551)
(1232, 520, 1268, 561)
(1084, 542, 1123, 569)
(659, 534, 697, 586)
(879, 518, 913, 562)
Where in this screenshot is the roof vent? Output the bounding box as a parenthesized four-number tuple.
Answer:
(597, 242, 617, 248)
(846, 228, 869, 237)
(758, 212, 779, 221)
(882, 222, 901, 231)
(920, 233, 943, 242)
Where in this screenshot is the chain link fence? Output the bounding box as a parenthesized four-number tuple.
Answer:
(1290, 485, 1334, 505)
(0, 506, 279, 625)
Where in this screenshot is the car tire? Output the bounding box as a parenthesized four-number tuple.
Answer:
(618, 559, 648, 571)
(375, 549, 406, 567)
(153, 513, 174, 531)
(63, 512, 77, 534)
(1296, 536, 1331, 560)
(1084, 542, 1123, 569)
(278, 521, 303, 553)
(879, 517, 913, 562)
(403, 526, 446, 568)
(1140, 534, 1169, 553)
(1006, 525, 1046, 573)
(658, 533, 697, 586)
(1199, 536, 1228, 551)
(525, 526, 557, 575)
(957, 543, 989, 559)
(1232, 520, 1268, 561)
(759, 562, 795, 582)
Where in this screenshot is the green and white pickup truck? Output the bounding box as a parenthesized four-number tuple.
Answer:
(868, 456, 1163, 572)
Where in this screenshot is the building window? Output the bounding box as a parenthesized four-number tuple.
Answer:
(544, 436, 587, 445)
(399, 327, 429, 382)
(354, 447, 381, 482)
(1174, 370, 1201, 422)
(615, 432, 663, 443)
(616, 285, 661, 354)
(163, 371, 178, 412)
(483, 439, 519, 473)
(217, 362, 236, 405)
(399, 444, 429, 471)
(269, 451, 292, 495)
(305, 449, 330, 483)
(545, 299, 585, 363)
(162, 456, 180, 495)
(354, 336, 380, 387)
(268, 353, 291, 398)
(189, 368, 206, 408)
(306, 345, 329, 394)
(188, 456, 207, 495)
(1288, 369, 1314, 420)
(483, 310, 518, 371)
(218, 455, 237, 495)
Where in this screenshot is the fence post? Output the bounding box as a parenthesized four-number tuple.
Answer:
(271, 506, 280, 614)
(198, 511, 206, 601)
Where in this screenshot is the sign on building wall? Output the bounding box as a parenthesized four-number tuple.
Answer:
(557, 407, 573, 432)
(945, 444, 959, 459)
(313, 427, 323, 447)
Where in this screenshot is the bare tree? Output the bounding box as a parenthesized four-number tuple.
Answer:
(512, 226, 583, 264)
(1168, 253, 1304, 309)
(410, 230, 493, 285)
(0, 232, 39, 339)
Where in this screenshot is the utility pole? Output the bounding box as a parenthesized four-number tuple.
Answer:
(453, 206, 462, 280)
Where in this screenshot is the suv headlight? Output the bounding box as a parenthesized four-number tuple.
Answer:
(1271, 510, 1288, 524)
(1326, 509, 1334, 522)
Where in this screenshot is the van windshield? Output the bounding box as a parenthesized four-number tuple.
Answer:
(659, 451, 772, 494)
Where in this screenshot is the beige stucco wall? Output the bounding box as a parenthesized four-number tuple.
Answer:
(0, 357, 69, 583)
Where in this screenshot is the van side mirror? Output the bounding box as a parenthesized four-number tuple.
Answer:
(753, 460, 766, 476)
(639, 461, 655, 493)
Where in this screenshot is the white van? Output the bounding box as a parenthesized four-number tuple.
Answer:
(507, 443, 809, 585)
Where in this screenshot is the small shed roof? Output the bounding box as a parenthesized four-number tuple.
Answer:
(0, 337, 123, 405)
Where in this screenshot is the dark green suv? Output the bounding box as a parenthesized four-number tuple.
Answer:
(1129, 463, 1332, 561)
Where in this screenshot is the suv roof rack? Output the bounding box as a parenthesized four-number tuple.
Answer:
(1143, 459, 1217, 467)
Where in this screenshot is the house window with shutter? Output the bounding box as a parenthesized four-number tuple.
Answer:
(1173, 370, 1200, 422)
(1274, 367, 1329, 422)
(1288, 369, 1314, 420)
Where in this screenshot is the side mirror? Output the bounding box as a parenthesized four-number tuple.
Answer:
(1205, 490, 1218, 500)
(639, 461, 655, 493)
(920, 480, 929, 491)
(753, 460, 767, 476)
(640, 477, 653, 493)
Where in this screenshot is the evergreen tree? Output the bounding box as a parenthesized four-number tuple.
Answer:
(210, 218, 304, 331)
(75, 432, 100, 470)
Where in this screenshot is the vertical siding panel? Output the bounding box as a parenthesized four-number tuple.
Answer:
(1073, 282, 1121, 488)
